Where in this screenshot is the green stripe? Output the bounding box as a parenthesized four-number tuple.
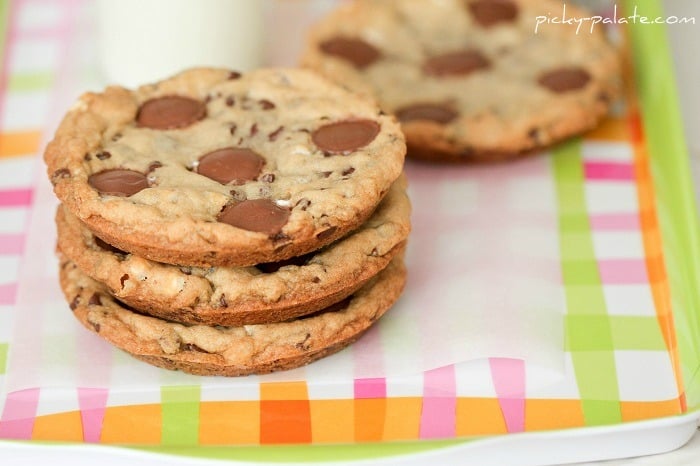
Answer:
(0, 343, 8, 374)
(0, 0, 8, 66)
(160, 385, 201, 446)
(626, 1, 700, 410)
(8, 71, 53, 92)
(553, 140, 622, 426)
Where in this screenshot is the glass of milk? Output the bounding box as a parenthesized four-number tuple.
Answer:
(97, 0, 264, 87)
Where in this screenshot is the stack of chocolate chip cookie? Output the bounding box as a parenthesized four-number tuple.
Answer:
(45, 67, 409, 376)
(302, 0, 621, 162)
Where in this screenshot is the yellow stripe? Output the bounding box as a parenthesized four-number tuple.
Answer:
(0, 130, 42, 158)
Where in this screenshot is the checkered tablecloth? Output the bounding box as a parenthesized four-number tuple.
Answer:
(0, 0, 697, 454)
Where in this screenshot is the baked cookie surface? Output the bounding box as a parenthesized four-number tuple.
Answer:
(45, 68, 406, 266)
(302, 0, 621, 162)
(56, 177, 410, 326)
(59, 255, 407, 377)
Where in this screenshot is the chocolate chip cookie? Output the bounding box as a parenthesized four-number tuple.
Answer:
(55, 176, 410, 326)
(59, 254, 407, 377)
(302, 0, 621, 162)
(45, 67, 406, 267)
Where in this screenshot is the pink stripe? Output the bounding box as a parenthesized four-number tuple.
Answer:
(489, 358, 525, 433)
(0, 282, 18, 305)
(598, 259, 649, 284)
(0, 188, 33, 207)
(78, 388, 109, 442)
(584, 161, 635, 181)
(0, 389, 40, 439)
(420, 365, 456, 439)
(589, 213, 640, 231)
(0, 233, 26, 254)
(354, 378, 386, 399)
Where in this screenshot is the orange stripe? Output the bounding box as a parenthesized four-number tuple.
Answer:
(525, 399, 585, 431)
(354, 398, 386, 442)
(309, 399, 354, 443)
(0, 130, 42, 158)
(199, 401, 260, 445)
(455, 398, 507, 436)
(100, 404, 162, 444)
(384, 398, 422, 440)
(620, 399, 682, 422)
(630, 106, 686, 409)
(32, 411, 84, 441)
(259, 382, 311, 444)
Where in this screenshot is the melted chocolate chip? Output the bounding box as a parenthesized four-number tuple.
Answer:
(137, 96, 206, 129)
(423, 50, 490, 77)
(259, 99, 275, 110)
(228, 71, 242, 80)
(341, 167, 355, 176)
(96, 151, 111, 160)
(217, 199, 290, 235)
(468, 0, 518, 27)
(260, 173, 275, 183)
(89, 293, 103, 306)
(250, 123, 258, 136)
(229, 123, 237, 135)
(538, 67, 592, 93)
(395, 104, 458, 124)
(296, 198, 311, 211)
(147, 161, 163, 173)
(197, 148, 264, 185)
(312, 119, 380, 154)
(70, 295, 80, 310)
(219, 294, 228, 308)
(51, 168, 71, 184)
(255, 252, 314, 273)
(268, 126, 284, 141)
(319, 37, 381, 69)
(180, 343, 209, 353)
(120, 273, 129, 288)
(88, 169, 149, 196)
(225, 96, 235, 107)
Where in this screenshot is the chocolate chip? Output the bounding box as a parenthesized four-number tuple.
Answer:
(312, 119, 380, 154)
(296, 198, 311, 211)
(94, 237, 127, 255)
(295, 333, 312, 351)
(84, 154, 92, 161)
(112, 133, 122, 142)
(341, 167, 355, 176)
(70, 295, 80, 310)
(312, 276, 321, 284)
(319, 37, 381, 69)
(260, 173, 275, 183)
(229, 189, 247, 201)
(88, 169, 149, 196)
(228, 71, 242, 80)
(268, 126, 284, 141)
(96, 151, 111, 160)
(250, 123, 258, 137)
(197, 148, 264, 185)
(538, 67, 591, 93)
(468, 0, 518, 27)
(395, 103, 458, 124)
(219, 294, 228, 308)
(321, 171, 333, 178)
(259, 99, 275, 110)
(423, 50, 490, 77)
(136, 96, 206, 130)
(146, 162, 161, 175)
(90, 321, 101, 333)
(225, 96, 235, 107)
(52, 168, 71, 184)
(229, 123, 237, 135)
(255, 253, 314, 273)
(218, 199, 290, 235)
(120, 273, 129, 288)
(316, 226, 337, 241)
(89, 293, 103, 306)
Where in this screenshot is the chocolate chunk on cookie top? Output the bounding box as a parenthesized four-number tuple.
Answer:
(45, 67, 405, 267)
(302, 0, 620, 162)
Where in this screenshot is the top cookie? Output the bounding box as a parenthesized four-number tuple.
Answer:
(45, 68, 406, 267)
(302, 0, 621, 162)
